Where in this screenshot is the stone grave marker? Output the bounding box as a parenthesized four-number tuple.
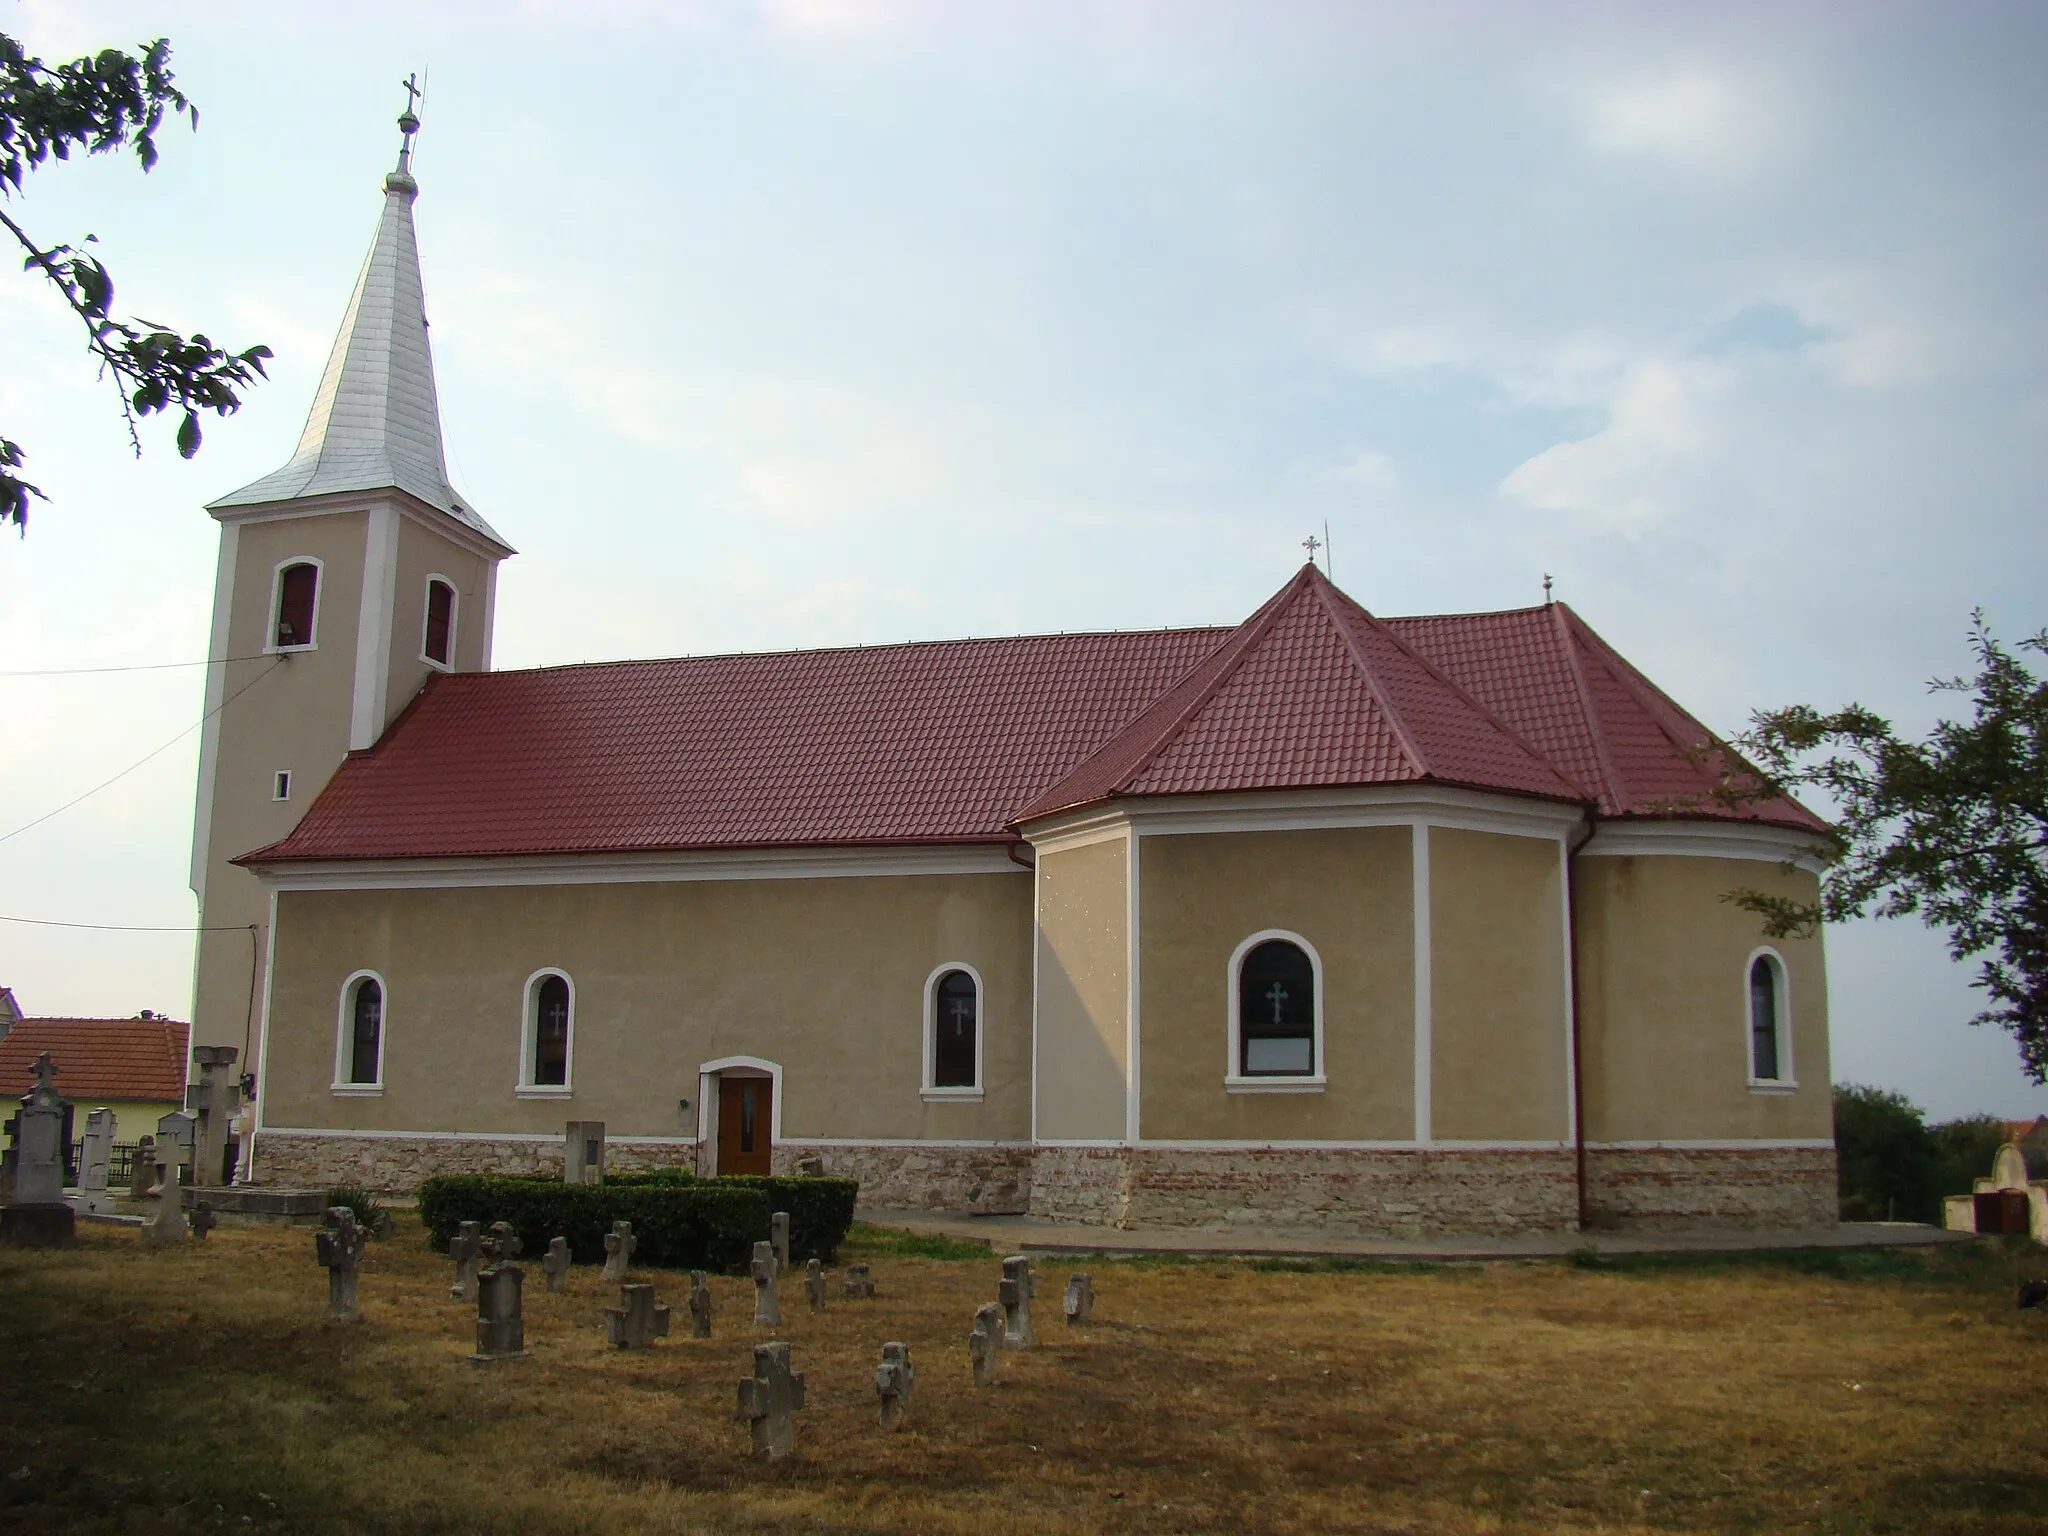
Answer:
(1064, 1272, 1094, 1325)
(770, 1210, 790, 1274)
(448, 1220, 484, 1301)
(1, 1052, 75, 1247)
(470, 1261, 527, 1362)
(751, 1241, 781, 1325)
(128, 1134, 157, 1200)
(999, 1255, 1036, 1348)
(563, 1120, 607, 1185)
(688, 1271, 714, 1338)
(736, 1341, 806, 1459)
(604, 1283, 672, 1348)
(138, 1138, 189, 1246)
(155, 1111, 195, 1190)
(841, 1263, 875, 1299)
(804, 1257, 826, 1314)
(602, 1220, 636, 1283)
(875, 1341, 914, 1431)
(481, 1221, 522, 1265)
(542, 1237, 571, 1293)
(79, 1107, 116, 1193)
(316, 1207, 368, 1322)
(969, 1301, 1004, 1387)
(230, 1098, 256, 1185)
(189, 1201, 218, 1241)
(186, 1045, 241, 1186)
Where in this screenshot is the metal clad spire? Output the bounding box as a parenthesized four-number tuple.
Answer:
(210, 84, 503, 545)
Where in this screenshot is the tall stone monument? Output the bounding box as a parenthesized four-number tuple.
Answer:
(563, 1121, 607, 1185)
(1, 1053, 75, 1247)
(186, 1045, 241, 1187)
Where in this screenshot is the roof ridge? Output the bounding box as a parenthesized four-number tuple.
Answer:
(1321, 575, 1594, 799)
(1306, 573, 1431, 778)
(1549, 601, 1624, 811)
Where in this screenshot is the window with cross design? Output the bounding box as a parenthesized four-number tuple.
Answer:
(926, 965, 981, 1095)
(1236, 937, 1316, 1077)
(527, 972, 572, 1089)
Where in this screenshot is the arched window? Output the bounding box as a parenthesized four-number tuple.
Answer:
(1228, 932, 1324, 1087)
(924, 965, 982, 1097)
(522, 971, 574, 1092)
(332, 971, 385, 1092)
(1747, 950, 1793, 1086)
(422, 577, 456, 667)
(274, 561, 319, 649)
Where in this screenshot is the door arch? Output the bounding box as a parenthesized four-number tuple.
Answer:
(697, 1056, 782, 1176)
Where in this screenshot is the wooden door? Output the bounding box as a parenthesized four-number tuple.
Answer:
(717, 1076, 773, 1176)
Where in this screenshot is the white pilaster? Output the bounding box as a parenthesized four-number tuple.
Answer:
(350, 502, 400, 749)
(1412, 820, 1433, 1146)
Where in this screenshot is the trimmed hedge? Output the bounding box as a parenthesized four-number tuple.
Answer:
(608, 1171, 859, 1265)
(414, 1172, 860, 1271)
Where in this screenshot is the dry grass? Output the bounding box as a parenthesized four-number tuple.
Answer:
(2, 1216, 2045, 1534)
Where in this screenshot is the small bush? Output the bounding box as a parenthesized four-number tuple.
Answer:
(415, 1176, 773, 1272)
(324, 1184, 390, 1236)
(608, 1171, 860, 1263)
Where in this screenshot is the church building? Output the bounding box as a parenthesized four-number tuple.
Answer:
(187, 114, 1837, 1236)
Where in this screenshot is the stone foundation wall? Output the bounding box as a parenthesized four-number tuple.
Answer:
(1584, 1145, 1837, 1231)
(775, 1144, 1033, 1214)
(253, 1133, 700, 1194)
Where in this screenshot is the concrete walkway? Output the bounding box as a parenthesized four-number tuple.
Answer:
(856, 1207, 1975, 1261)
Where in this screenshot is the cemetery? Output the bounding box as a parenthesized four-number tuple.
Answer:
(1, 1192, 2044, 1534)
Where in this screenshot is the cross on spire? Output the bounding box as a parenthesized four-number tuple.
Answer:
(393, 73, 423, 181)
(1543, 572, 1554, 604)
(1302, 535, 1321, 564)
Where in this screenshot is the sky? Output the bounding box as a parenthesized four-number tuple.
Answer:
(0, 1, 2042, 1120)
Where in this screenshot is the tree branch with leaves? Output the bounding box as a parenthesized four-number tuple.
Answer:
(1731, 615, 2048, 1080)
(1, 33, 270, 530)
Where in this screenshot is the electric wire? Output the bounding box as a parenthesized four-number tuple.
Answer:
(0, 915, 255, 932)
(0, 653, 272, 677)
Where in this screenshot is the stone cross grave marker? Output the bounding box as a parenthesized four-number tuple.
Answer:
(481, 1221, 522, 1265)
(969, 1301, 1004, 1387)
(80, 1107, 116, 1193)
(1064, 1272, 1094, 1325)
(770, 1210, 790, 1274)
(186, 1045, 241, 1187)
(736, 1341, 806, 1459)
(155, 1111, 195, 1183)
(470, 1261, 527, 1362)
(602, 1220, 636, 1283)
(448, 1220, 484, 1301)
(604, 1283, 672, 1348)
(542, 1237, 571, 1293)
(189, 1201, 217, 1241)
(0, 1051, 76, 1248)
(128, 1134, 157, 1200)
(804, 1257, 826, 1314)
(751, 1241, 781, 1325)
(688, 1271, 714, 1338)
(316, 1207, 368, 1323)
(138, 1138, 189, 1246)
(563, 1120, 606, 1185)
(841, 1263, 875, 1299)
(875, 1341, 915, 1431)
(999, 1255, 1036, 1348)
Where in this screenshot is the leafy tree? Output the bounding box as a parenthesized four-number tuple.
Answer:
(1832, 1084, 1941, 1223)
(1731, 618, 2048, 1079)
(1, 33, 269, 529)
(1930, 1113, 2008, 1200)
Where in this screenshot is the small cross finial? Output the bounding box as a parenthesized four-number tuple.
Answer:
(390, 72, 424, 186)
(1543, 572, 1554, 604)
(1302, 535, 1322, 564)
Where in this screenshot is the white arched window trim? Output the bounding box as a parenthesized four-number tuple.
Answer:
(922, 961, 986, 1102)
(517, 967, 576, 1098)
(420, 572, 459, 671)
(1744, 945, 1796, 1092)
(331, 969, 386, 1095)
(264, 555, 324, 653)
(1226, 929, 1327, 1094)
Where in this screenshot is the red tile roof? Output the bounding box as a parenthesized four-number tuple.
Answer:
(0, 1017, 189, 1103)
(243, 566, 1823, 864)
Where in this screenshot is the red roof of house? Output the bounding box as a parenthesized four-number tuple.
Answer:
(243, 566, 1824, 864)
(0, 1016, 189, 1103)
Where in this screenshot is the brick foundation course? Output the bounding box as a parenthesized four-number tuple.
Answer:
(776, 1144, 1033, 1214)
(1585, 1145, 1837, 1231)
(253, 1133, 700, 1193)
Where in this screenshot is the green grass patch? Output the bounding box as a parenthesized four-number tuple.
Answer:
(841, 1221, 993, 1260)
(1558, 1235, 2040, 1288)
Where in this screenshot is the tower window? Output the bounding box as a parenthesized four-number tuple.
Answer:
(274, 562, 319, 649)
(273, 771, 291, 802)
(423, 577, 456, 667)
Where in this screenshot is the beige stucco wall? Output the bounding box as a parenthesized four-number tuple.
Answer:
(260, 871, 1033, 1145)
(386, 514, 491, 716)
(1032, 837, 1130, 1142)
(1429, 827, 1570, 1142)
(1575, 853, 1832, 1142)
(1137, 826, 1415, 1141)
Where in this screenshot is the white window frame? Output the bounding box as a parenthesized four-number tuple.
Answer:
(272, 770, 292, 802)
(518, 967, 576, 1098)
(265, 555, 324, 653)
(420, 573, 459, 671)
(922, 961, 986, 1102)
(1744, 946, 1796, 1092)
(331, 969, 386, 1095)
(1226, 929, 1327, 1094)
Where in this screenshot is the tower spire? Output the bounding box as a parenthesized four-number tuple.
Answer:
(207, 85, 504, 546)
